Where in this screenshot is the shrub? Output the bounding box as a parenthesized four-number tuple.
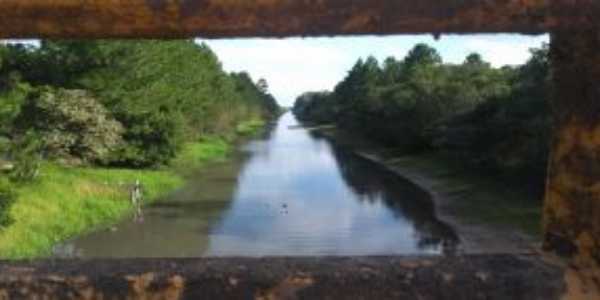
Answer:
(0, 176, 15, 228)
(109, 109, 185, 168)
(13, 88, 124, 165)
(9, 131, 42, 183)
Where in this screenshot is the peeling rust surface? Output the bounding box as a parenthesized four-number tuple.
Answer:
(544, 30, 600, 269)
(0, 0, 599, 38)
(0, 255, 564, 299)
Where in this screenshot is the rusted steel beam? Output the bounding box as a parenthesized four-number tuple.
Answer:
(0, 255, 563, 299)
(0, 0, 599, 39)
(544, 30, 600, 269)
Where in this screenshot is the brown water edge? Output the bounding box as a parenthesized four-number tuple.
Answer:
(311, 126, 541, 254)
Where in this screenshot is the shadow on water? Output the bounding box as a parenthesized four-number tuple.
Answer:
(55, 113, 458, 258)
(325, 140, 459, 253)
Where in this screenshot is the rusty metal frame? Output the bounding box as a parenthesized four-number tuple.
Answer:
(1, 1, 600, 299)
(0, 0, 599, 38)
(0, 255, 564, 299)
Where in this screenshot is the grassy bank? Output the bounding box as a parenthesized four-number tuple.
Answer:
(235, 119, 266, 136)
(388, 154, 543, 237)
(0, 135, 239, 259)
(319, 126, 543, 239)
(170, 137, 230, 175)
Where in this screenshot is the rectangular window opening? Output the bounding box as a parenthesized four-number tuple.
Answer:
(0, 34, 551, 259)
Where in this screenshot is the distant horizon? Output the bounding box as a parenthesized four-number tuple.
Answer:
(201, 34, 549, 106)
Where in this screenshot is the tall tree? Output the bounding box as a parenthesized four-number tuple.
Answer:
(404, 43, 442, 70)
(381, 56, 403, 85)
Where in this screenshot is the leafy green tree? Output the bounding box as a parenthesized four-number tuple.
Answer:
(109, 108, 185, 168)
(8, 131, 42, 183)
(14, 88, 124, 165)
(404, 43, 442, 70)
(464, 53, 486, 66)
(381, 57, 403, 85)
(293, 42, 551, 192)
(1, 40, 280, 168)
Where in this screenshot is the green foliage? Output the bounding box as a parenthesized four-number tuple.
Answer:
(403, 43, 442, 73)
(293, 91, 335, 124)
(0, 40, 278, 258)
(236, 119, 266, 136)
(294, 42, 551, 192)
(0, 40, 279, 168)
(14, 88, 124, 165)
(74, 40, 277, 138)
(0, 136, 232, 258)
(296, 43, 511, 150)
(427, 44, 551, 190)
(231, 72, 280, 118)
(8, 131, 42, 183)
(109, 109, 184, 168)
(0, 176, 15, 228)
(171, 138, 229, 173)
(0, 162, 183, 258)
(0, 82, 31, 136)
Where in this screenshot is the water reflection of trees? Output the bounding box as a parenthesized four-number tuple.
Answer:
(328, 143, 460, 254)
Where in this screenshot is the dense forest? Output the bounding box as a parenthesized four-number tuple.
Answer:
(0, 40, 278, 168)
(293, 43, 550, 196)
(0, 40, 279, 236)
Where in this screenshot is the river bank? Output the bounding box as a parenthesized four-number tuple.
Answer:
(0, 121, 266, 259)
(312, 126, 542, 254)
(53, 113, 459, 258)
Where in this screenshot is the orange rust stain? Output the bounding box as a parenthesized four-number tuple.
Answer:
(124, 272, 185, 300)
(544, 30, 600, 269)
(255, 275, 315, 300)
(0, 289, 8, 300)
(0, 0, 599, 38)
(562, 267, 600, 300)
(126, 272, 156, 298)
(164, 275, 185, 300)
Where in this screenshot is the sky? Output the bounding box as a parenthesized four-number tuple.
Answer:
(200, 34, 549, 106)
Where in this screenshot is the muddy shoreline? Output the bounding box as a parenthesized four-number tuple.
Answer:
(312, 127, 539, 254)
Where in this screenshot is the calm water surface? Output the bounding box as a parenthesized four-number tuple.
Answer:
(55, 113, 457, 257)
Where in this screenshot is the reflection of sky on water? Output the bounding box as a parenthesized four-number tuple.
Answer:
(204, 113, 454, 256)
(56, 113, 456, 258)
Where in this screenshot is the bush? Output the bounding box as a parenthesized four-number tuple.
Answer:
(426, 94, 551, 193)
(9, 131, 42, 183)
(109, 109, 185, 168)
(0, 176, 15, 228)
(13, 88, 124, 165)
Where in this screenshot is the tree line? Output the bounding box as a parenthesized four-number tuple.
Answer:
(0, 40, 279, 168)
(293, 43, 550, 195)
(0, 40, 279, 225)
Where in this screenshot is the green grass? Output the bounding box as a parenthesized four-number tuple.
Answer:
(171, 137, 229, 172)
(0, 136, 235, 259)
(235, 119, 266, 136)
(389, 153, 543, 237)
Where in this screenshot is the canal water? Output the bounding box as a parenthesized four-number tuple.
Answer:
(55, 113, 458, 258)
